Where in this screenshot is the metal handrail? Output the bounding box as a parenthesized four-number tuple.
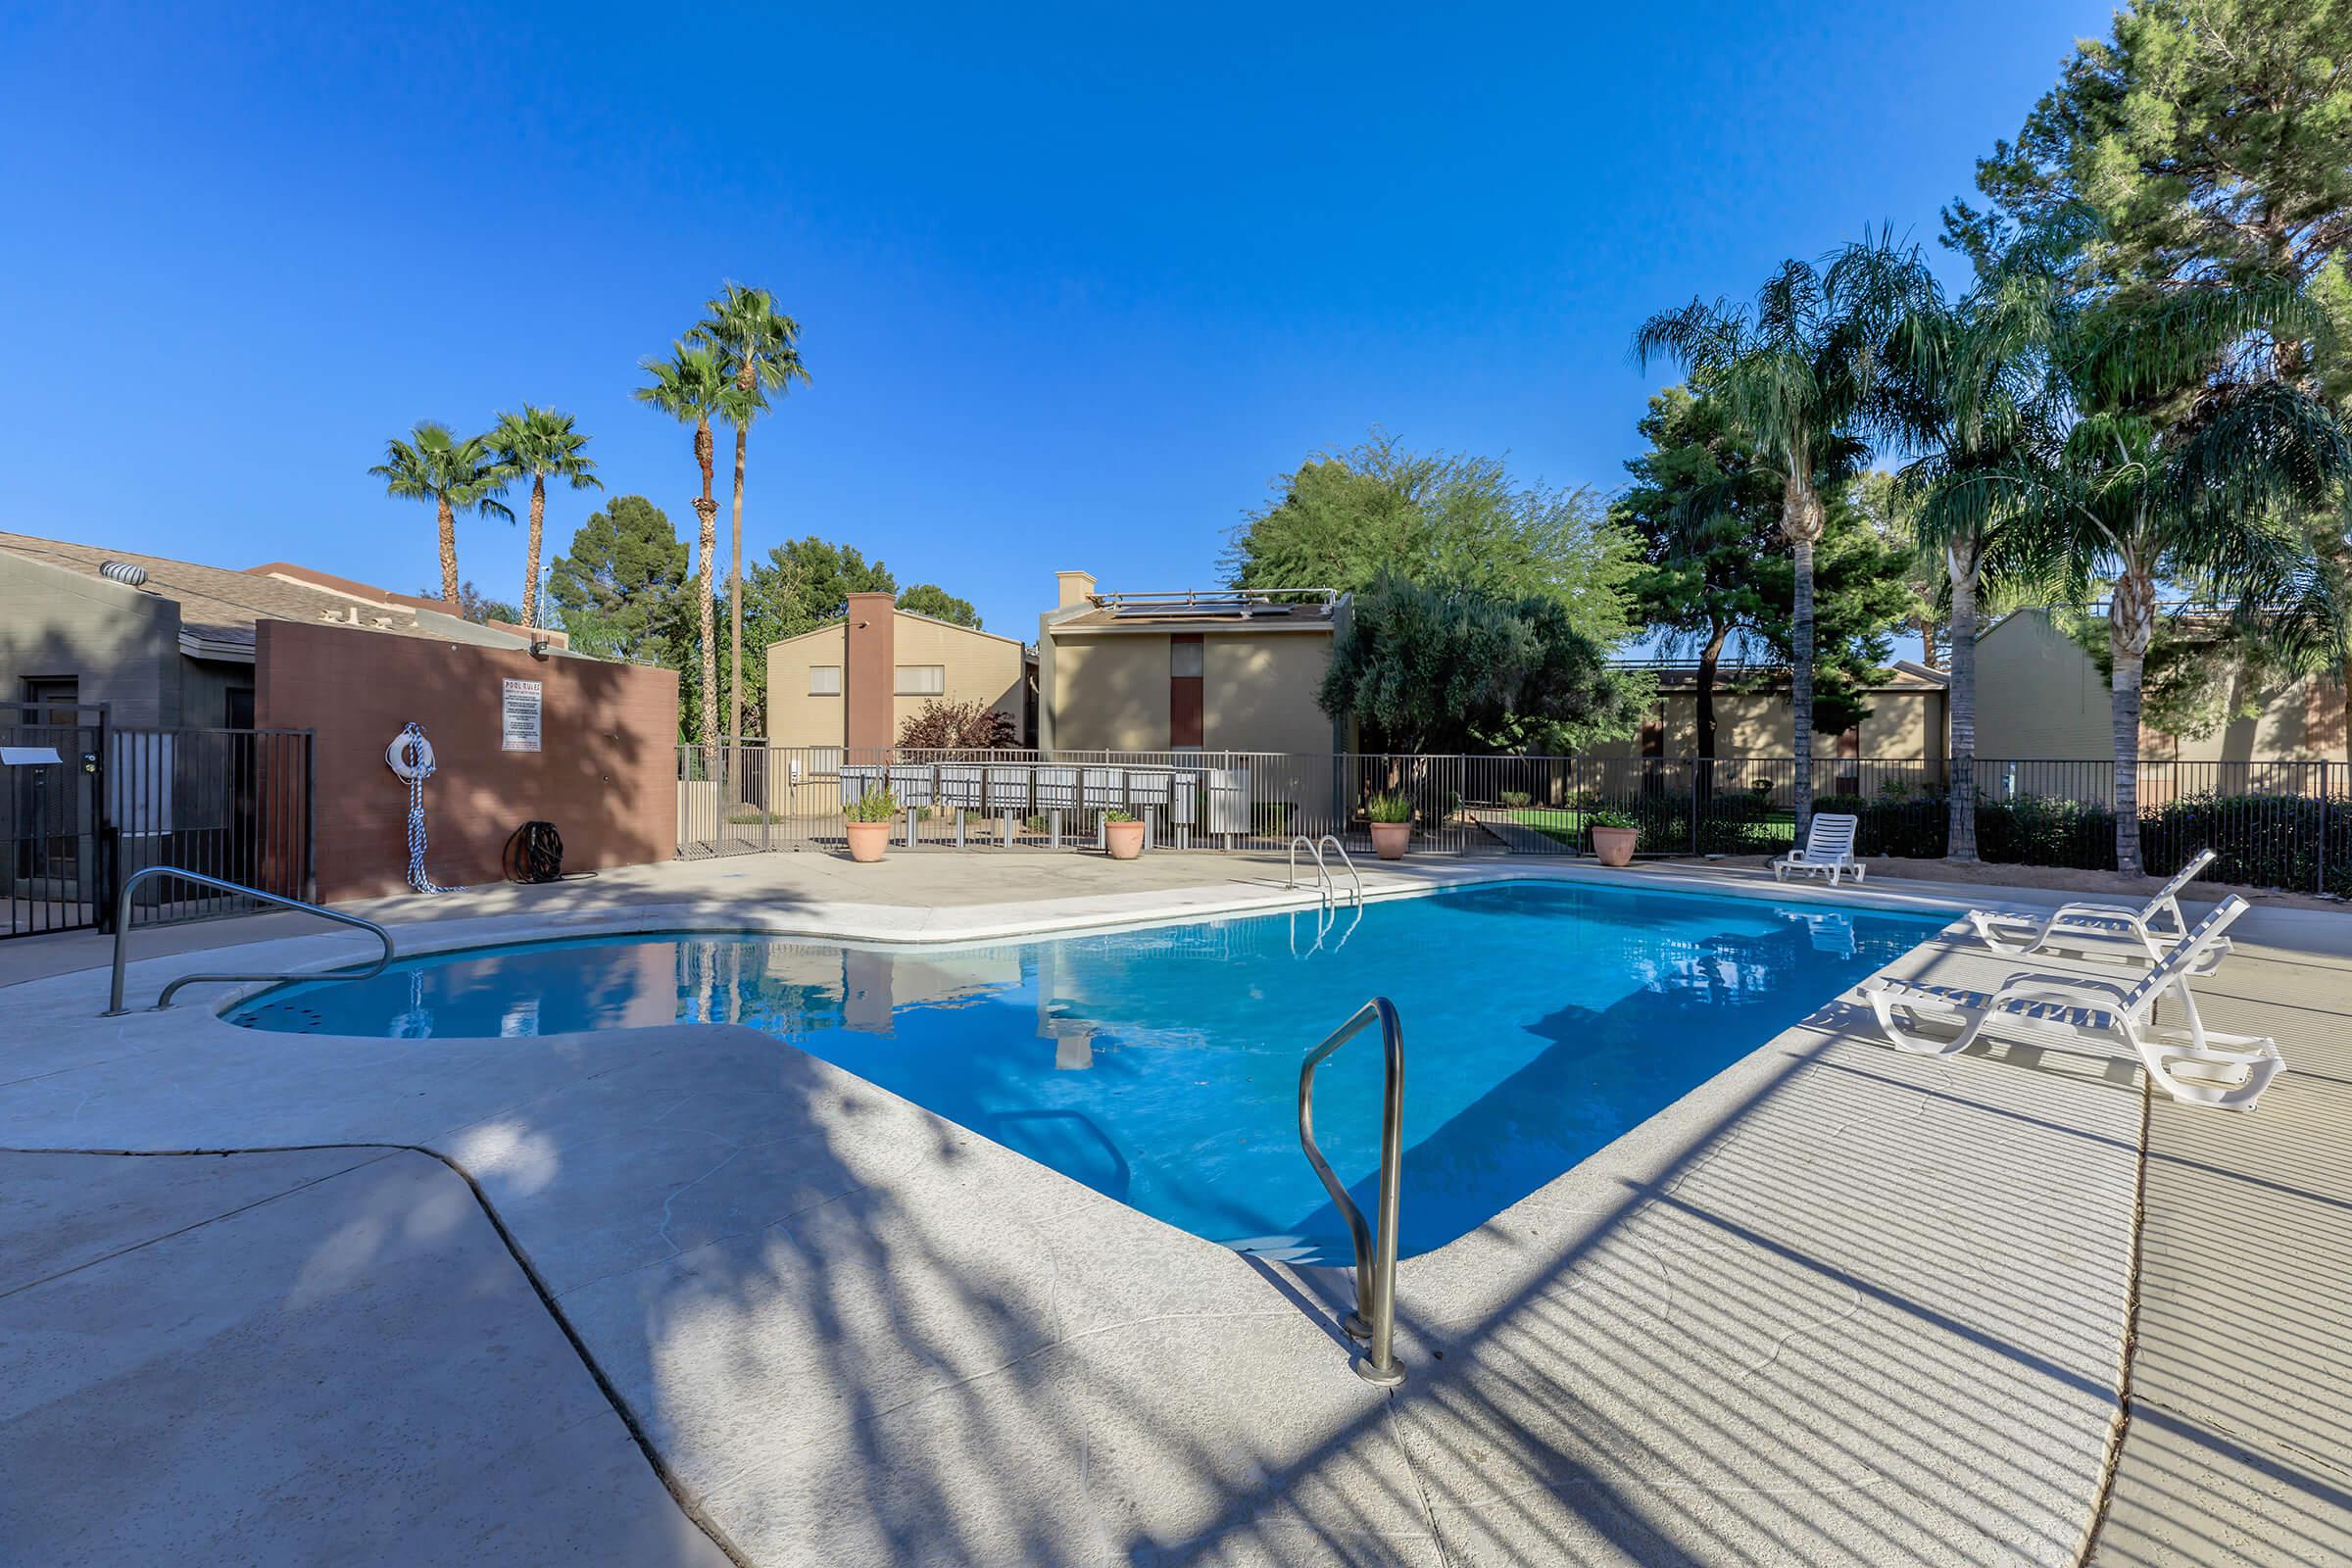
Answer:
(1287, 834, 1335, 908)
(1298, 997, 1405, 1387)
(1315, 834, 1363, 906)
(104, 866, 395, 1016)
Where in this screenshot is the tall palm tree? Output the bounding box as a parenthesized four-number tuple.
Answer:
(689, 283, 810, 742)
(369, 422, 514, 606)
(1870, 224, 2081, 861)
(635, 343, 746, 757)
(489, 407, 601, 628)
(1635, 237, 1921, 834)
(1925, 281, 2351, 873)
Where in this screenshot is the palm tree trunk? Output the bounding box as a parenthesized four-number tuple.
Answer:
(1915, 616, 1939, 670)
(523, 474, 547, 629)
(1945, 537, 1979, 862)
(436, 496, 460, 605)
(728, 421, 748, 745)
(693, 418, 720, 762)
(1790, 538, 1816, 838)
(2109, 565, 2156, 877)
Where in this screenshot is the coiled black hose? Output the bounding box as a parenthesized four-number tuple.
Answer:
(505, 819, 570, 884)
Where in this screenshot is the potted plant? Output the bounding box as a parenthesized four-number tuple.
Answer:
(1102, 808, 1147, 860)
(1367, 792, 1413, 860)
(844, 787, 899, 862)
(1588, 808, 1638, 867)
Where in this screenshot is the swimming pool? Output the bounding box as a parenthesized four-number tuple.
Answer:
(230, 881, 1946, 1262)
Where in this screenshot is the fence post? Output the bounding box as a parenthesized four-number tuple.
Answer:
(1690, 758, 1700, 856)
(2321, 760, 2331, 897)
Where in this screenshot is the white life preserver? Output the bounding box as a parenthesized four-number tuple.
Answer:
(387, 729, 436, 781)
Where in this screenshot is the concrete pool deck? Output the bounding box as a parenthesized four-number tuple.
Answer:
(2, 852, 2346, 1564)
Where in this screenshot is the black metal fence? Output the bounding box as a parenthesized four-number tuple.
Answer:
(678, 744, 2349, 895)
(2, 704, 314, 939)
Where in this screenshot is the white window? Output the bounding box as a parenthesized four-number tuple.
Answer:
(808, 665, 842, 696)
(895, 664, 946, 696)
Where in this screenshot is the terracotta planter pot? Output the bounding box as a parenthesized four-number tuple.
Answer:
(1104, 819, 1147, 860)
(845, 820, 892, 863)
(1369, 821, 1411, 860)
(1590, 825, 1637, 867)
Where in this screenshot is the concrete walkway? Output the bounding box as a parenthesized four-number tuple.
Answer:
(1, 853, 2346, 1564)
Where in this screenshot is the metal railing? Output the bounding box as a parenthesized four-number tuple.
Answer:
(676, 744, 2350, 895)
(1286, 834, 1362, 909)
(1298, 996, 1405, 1388)
(103, 865, 393, 1016)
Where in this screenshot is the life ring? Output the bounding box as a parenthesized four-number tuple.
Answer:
(386, 729, 436, 782)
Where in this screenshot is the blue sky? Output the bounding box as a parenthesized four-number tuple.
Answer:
(0, 2, 2110, 637)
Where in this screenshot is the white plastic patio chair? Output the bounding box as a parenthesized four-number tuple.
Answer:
(1966, 848, 2224, 969)
(1864, 896, 2281, 1109)
(1771, 813, 1864, 886)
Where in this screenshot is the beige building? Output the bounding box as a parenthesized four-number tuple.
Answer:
(1973, 608, 2345, 763)
(1586, 662, 1949, 769)
(764, 593, 1028, 753)
(1036, 572, 1351, 755)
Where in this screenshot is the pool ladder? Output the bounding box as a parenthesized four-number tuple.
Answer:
(101, 865, 395, 1016)
(1287, 834, 1363, 910)
(1298, 996, 1405, 1387)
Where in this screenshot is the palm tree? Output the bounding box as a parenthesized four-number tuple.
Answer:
(369, 422, 515, 605)
(689, 283, 810, 742)
(635, 343, 746, 757)
(1635, 238, 1921, 834)
(489, 407, 601, 629)
(1923, 281, 2351, 873)
(1871, 225, 2080, 861)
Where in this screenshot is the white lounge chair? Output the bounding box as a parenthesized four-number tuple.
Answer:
(1772, 813, 1864, 886)
(1967, 848, 2224, 969)
(1865, 896, 2281, 1109)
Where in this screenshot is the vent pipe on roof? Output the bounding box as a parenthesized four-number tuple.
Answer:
(100, 561, 148, 587)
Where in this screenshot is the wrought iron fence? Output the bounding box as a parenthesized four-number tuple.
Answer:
(675, 744, 2348, 895)
(110, 727, 315, 925)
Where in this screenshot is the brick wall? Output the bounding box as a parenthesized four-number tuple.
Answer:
(255, 620, 679, 901)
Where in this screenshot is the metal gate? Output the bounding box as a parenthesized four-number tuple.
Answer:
(2, 700, 109, 937)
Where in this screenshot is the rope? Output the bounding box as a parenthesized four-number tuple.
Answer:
(399, 721, 446, 895)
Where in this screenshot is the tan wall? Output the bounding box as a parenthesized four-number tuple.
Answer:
(1050, 634, 1168, 751)
(256, 619, 679, 901)
(1203, 634, 1335, 754)
(766, 622, 849, 751)
(765, 612, 1026, 750)
(1591, 686, 1943, 759)
(1047, 629, 1338, 754)
(1974, 611, 2112, 760)
(887, 615, 1025, 742)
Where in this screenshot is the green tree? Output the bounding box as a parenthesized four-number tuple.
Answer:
(489, 406, 600, 629)
(1225, 431, 1641, 651)
(896, 583, 982, 628)
(369, 422, 514, 605)
(1949, 0, 2352, 755)
(1634, 237, 1924, 831)
(1318, 573, 1642, 755)
(729, 538, 899, 737)
(548, 495, 691, 666)
(689, 283, 810, 745)
(635, 343, 750, 756)
(425, 580, 523, 626)
(1927, 281, 2351, 872)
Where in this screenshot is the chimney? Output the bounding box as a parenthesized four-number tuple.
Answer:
(844, 591, 897, 753)
(1056, 569, 1097, 611)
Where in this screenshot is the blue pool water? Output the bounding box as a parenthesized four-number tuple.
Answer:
(229, 882, 1945, 1261)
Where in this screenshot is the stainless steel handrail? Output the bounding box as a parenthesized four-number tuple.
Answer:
(1298, 996, 1405, 1387)
(1287, 834, 1335, 908)
(104, 866, 396, 1016)
(1315, 834, 1363, 906)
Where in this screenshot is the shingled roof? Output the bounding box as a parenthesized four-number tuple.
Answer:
(0, 531, 545, 657)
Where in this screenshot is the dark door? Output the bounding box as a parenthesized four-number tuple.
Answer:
(5, 690, 104, 937)
(1169, 636, 1203, 749)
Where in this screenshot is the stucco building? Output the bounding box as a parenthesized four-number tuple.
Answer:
(764, 594, 1029, 755)
(1036, 572, 1351, 755)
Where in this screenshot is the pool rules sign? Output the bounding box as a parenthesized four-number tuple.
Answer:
(501, 679, 543, 753)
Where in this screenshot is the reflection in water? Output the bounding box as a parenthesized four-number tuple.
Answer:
(232, 883, 1944, 1263)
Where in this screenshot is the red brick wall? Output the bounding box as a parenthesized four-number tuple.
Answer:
(255, 620, 679, 902)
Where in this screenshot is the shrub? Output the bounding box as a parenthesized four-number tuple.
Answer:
(1500, 789, 1533, 808)
(1367, 792, 1414, 824)
(844, 788, 900, 824)
(897, 700, 1015, 752)
(1588, 808, 1638, 831)
(1102, 807, 1140, 824)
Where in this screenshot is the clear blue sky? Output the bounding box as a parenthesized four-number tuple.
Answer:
(0, 2, 2109, 637)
